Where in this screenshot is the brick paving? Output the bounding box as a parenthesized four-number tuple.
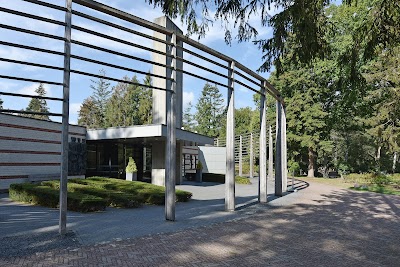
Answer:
(1, 180, 400, 266)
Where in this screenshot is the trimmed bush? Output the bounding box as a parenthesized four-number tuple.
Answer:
(10, 177, 192, 212)
(9, 183, 106, 212)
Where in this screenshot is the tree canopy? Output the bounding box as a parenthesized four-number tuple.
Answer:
(146, 0, 400, 74)
(24, 83, 50, 121)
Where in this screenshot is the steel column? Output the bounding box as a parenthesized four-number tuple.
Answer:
(225, 61, 235, 212)
(59, 0, 72, 236)
(165, 32, 176, 221)
(259, 85, 267, 203)
(275, 100, 283, 196)
(250, 132, 254, 178)
(239, 135, 243, 176)
(268, 125, 274, 183)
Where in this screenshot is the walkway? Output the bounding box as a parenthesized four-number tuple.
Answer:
(1, 179, 400, 266)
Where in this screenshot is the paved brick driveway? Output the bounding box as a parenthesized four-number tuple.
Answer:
(1, 180, 399, 266)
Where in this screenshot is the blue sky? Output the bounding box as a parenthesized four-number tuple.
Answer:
(0, 0, 278, 124)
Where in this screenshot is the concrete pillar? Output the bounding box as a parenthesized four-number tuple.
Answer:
(250, 132, 254, 178)
(268, 125, 274, 182)
(239, 135, 243, 176)
(151, 140, 166, 186)
(259, 87, 267, 203)
(282, 105, 288, 191)
(225, 61, 235, 212)
(275, 100, 287, 196)
(152, 17, 183, 127)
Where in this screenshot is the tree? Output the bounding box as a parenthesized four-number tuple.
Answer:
(138, 74, 153, 125)
(78, 97, 102, 128)
(361, 46, 400, 172)
(90, 69, 111, 127)
(194, 83, 224, 137)
(105, 76, 131, 127)
(104, 74, 153, 127)
(182, 101, 195, 131)
(25, 83, 50, 121)
(147, 0, 399, 74)
(0, 96, 3, 109)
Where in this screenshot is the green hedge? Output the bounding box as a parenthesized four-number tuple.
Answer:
(9, 183, 106, 212)
(9, 177, 193, 212)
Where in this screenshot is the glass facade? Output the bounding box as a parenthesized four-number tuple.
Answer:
(86, 141, 150, 181)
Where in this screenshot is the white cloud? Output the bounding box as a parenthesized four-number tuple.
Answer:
(182, 91, 194, 109)
(70, 102, 81, 115)
(17, 83, 53, 97)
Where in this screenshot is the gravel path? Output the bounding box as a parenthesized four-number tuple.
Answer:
(1, 180, 399, 266)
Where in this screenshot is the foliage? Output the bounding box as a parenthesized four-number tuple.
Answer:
(196, 161, 203, 170)
(182, 101, 195, 131)
(0, 96, 3, 109)
(24, 83, 50, 121)
(235, 176, 252, 185)
(9, 183, 106, 212)
(78, 97, 102, 128)
(9, 177, 192, 212)
(90, 69, 111, 127)
(288, 160, 301, 176)
(126, 157, 138, 173)
(79, 73, 153, 128)
(146, 0, 400, 75)
(194, 83, 224, 137)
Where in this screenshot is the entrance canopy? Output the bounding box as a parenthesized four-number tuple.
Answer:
(86, 124, 214, 145)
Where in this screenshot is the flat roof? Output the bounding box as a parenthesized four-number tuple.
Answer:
(86, 124, 214, 145)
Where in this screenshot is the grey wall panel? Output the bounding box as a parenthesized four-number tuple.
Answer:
(0, 166, 61, 176)
(0, 140, 61, 152)
(198, 146, 226, 174)
(0, 154, 61, 163)
(0, 126, 61, 141)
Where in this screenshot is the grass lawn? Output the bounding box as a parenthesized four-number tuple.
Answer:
(9, 177, 192, 212)
(298, 174, 400, 196)
(202, 173, 252, 184)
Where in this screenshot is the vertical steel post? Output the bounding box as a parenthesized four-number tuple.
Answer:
(275, 100, 283, 196)
(225, 61, 235, 211)
(268, 125, 274, 183)
(239, 135, 243, 176)
(59, 0, 72, 236)
(259, 84, 267, 203)
(282, 105, 288, 192)
(165, 32, 176, 221)
(250, 132, 254, 178)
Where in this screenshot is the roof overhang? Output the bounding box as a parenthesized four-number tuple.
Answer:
(86, 124, 214, 145)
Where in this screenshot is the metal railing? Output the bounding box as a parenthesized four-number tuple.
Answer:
(0, 0, 287, 235)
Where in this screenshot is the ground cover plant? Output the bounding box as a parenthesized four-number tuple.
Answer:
(202, 173, 252, 184)
(301, 173, 400, 196)
(9, 177, 192, 212)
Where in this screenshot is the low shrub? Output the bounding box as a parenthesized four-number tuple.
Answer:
(9, 183, 106, 212)
(235, 176, 252, 185)
(10, 177, 193, 212)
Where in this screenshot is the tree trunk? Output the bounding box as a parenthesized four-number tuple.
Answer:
(308, 147, 315, 178)
(393, 152, 398, 174)
(375, 145, 381, 171)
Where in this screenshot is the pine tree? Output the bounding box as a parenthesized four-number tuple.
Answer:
(194, 83, 224, 137)
(25, 83, 50, 121)
(90, 69, 111, 127)
(0, 96, 3, 109)
(138, 74, 153, 125)
(78, 97, 102, 128)
(182, 102, 195, 131)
